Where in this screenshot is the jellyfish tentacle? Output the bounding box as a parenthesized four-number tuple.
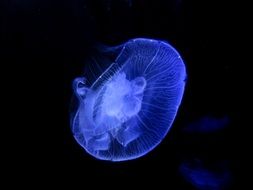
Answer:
(73, 77, 88, 101)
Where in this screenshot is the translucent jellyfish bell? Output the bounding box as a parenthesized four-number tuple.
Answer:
(71, 38, 187, 161)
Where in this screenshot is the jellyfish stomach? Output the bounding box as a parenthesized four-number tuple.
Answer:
(102, 72, 146, 122)
(73, 72, 147, 152)
(95, 72, 146, 146)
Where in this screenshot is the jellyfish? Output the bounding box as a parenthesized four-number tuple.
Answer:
(71, 38, 187, 161)
(179, 159, 231, 190)
(182, 116, 230, 134)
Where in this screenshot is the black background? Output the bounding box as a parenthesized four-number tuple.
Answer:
(1, 0, 245, 188)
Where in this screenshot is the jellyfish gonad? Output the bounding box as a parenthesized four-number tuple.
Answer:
(71, 38, 187, 161)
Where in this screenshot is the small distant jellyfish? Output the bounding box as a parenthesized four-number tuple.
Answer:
(71, 38, 187, 161)
(182, 116, 230, 134)
(179, 160, 231, 190)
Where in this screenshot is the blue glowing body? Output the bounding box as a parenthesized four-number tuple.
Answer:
(183, 116, 230, 133)
(71, 38, 186, 161)
(180, 161, 231, 190)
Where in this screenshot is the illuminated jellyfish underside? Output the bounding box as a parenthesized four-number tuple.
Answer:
(71, 38, 187, 161)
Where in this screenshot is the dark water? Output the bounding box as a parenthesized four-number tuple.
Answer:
(1, 0, 245, 188)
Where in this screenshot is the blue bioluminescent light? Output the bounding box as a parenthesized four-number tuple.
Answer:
(183, 116, 230, 134)
(71, 38, 187, 161)
(179, 160, 231, 190)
